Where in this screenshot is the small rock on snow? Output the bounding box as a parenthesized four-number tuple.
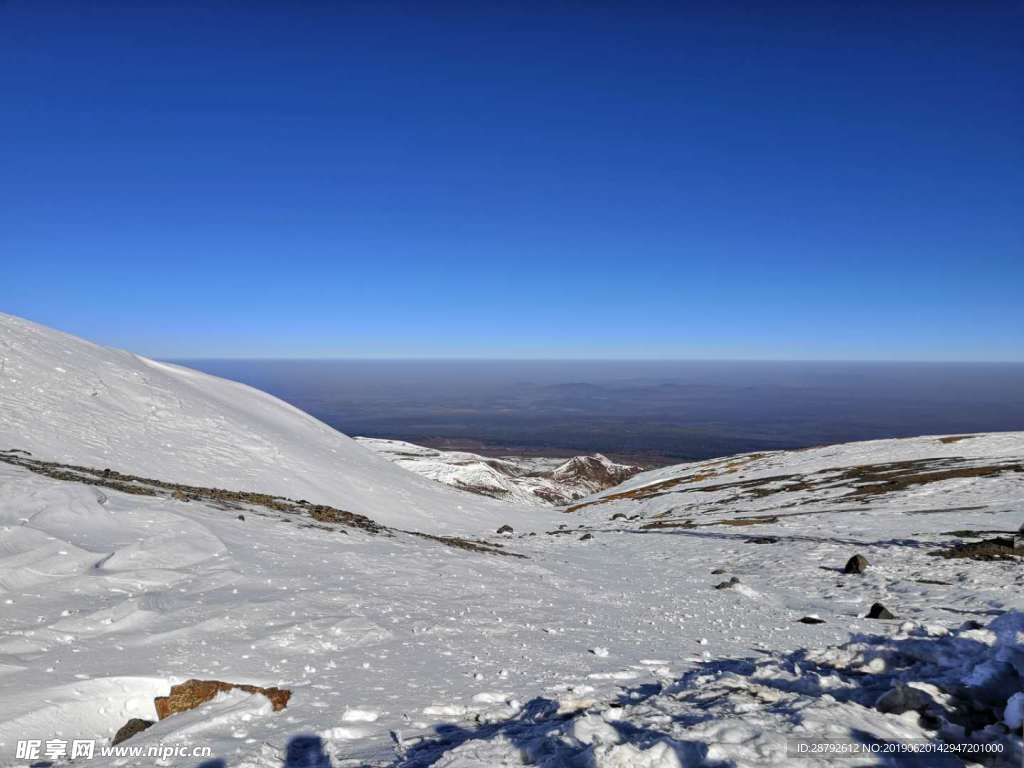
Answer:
(866, 602, 896, 620)
(844, 554, 869, 574)
(875, 684, 934, 715)
(111, 718, 154, 745)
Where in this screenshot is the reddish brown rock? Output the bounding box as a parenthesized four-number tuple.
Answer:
(154, 679, 291, 719)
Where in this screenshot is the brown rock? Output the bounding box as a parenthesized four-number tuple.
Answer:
(111, 718, 153, 745)
(844, 555, 869, 574)
(154, 679, 291, 719)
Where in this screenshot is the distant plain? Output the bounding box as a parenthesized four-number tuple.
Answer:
(177, 360, 1024, 464)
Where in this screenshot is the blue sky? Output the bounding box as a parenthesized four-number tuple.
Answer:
(1, 2, 1021, 360)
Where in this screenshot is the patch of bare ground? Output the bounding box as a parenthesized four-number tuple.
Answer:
(938, 435, 979, 444)
(716, 515, 780, 527)
(929, 537, 1024, 562)
(0, 449, 527, 558)
(406, 532, 527, 558)
(0, 449, 383, 534)
(639, 519, 695, 530)
(565, 453, 767, 512)
(569, 455, 1023, 513)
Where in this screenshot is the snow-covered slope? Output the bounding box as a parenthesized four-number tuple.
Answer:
(356, 437, 643, 506)
(1, 313, 1023, 767)
(0, 313, 547, 534)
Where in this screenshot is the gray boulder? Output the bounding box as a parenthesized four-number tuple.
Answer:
(875, 685, 934, 715)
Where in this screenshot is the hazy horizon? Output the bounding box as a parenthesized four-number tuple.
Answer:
(178, 358, 1024, 462)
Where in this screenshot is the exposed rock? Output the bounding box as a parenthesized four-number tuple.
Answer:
(844, 554, 869, 574)
(579, 533, 593, 541)
(497, 525, 514, 535)
(111, 718, 153, 745)
(746, 536, 779, 544)
(866, 602, 896, 620)
(610, 513, 627, 521)
(154, 679, 291, 719)
(875, 684, 934, 715)
(1014, 522, 1024, 550)
(714, 577, 741, 590)
(237, 514, 245, 521)
(798, 616, 825, 625)
(710, 568, 727, 575)
(551, 454, 643, 491)
(172, 489, 190, 502)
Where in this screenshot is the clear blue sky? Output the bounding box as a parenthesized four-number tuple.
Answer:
(1, 2, 1021, 360)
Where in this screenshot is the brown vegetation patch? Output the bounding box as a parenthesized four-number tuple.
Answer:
(0, 450, 380, 534)
(565, 453, 767, 512)
(0, 450, 533, 560)
(407, 532, 527, 558)
(639, 519, 695, 530)
(569, 454, 1023, 514)
(938, 435, 979, 444)
(717, 516, 780, 527)
(929, 537, 1024, 562)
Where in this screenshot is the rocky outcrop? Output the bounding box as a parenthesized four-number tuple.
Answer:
(551, 454, 643, 492)
(111, 718, 153, 745)
(154, 679, 291, 719)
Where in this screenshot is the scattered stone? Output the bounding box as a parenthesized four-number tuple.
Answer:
(237, 514, 245, 521)
(875, 685, 935, 715)
(111, 718, 153, 745)
(746, 536, 779, 544)
(714, 577, 741, 590)
(798, 616, 825, 625)
(579, 533, 593, 541)
(497, 525, 514, 535)
(844, 554, 869, 574)
(710, 568, 727, 575)
(154, 679, 291, 719)
(610, 513, 627, 521)
(866, 602, 896, 620)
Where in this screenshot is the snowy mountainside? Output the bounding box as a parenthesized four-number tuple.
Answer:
(356, 437, 643, 506)
(1, 313, 1023, 767)
(0, 312, 548, 534)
